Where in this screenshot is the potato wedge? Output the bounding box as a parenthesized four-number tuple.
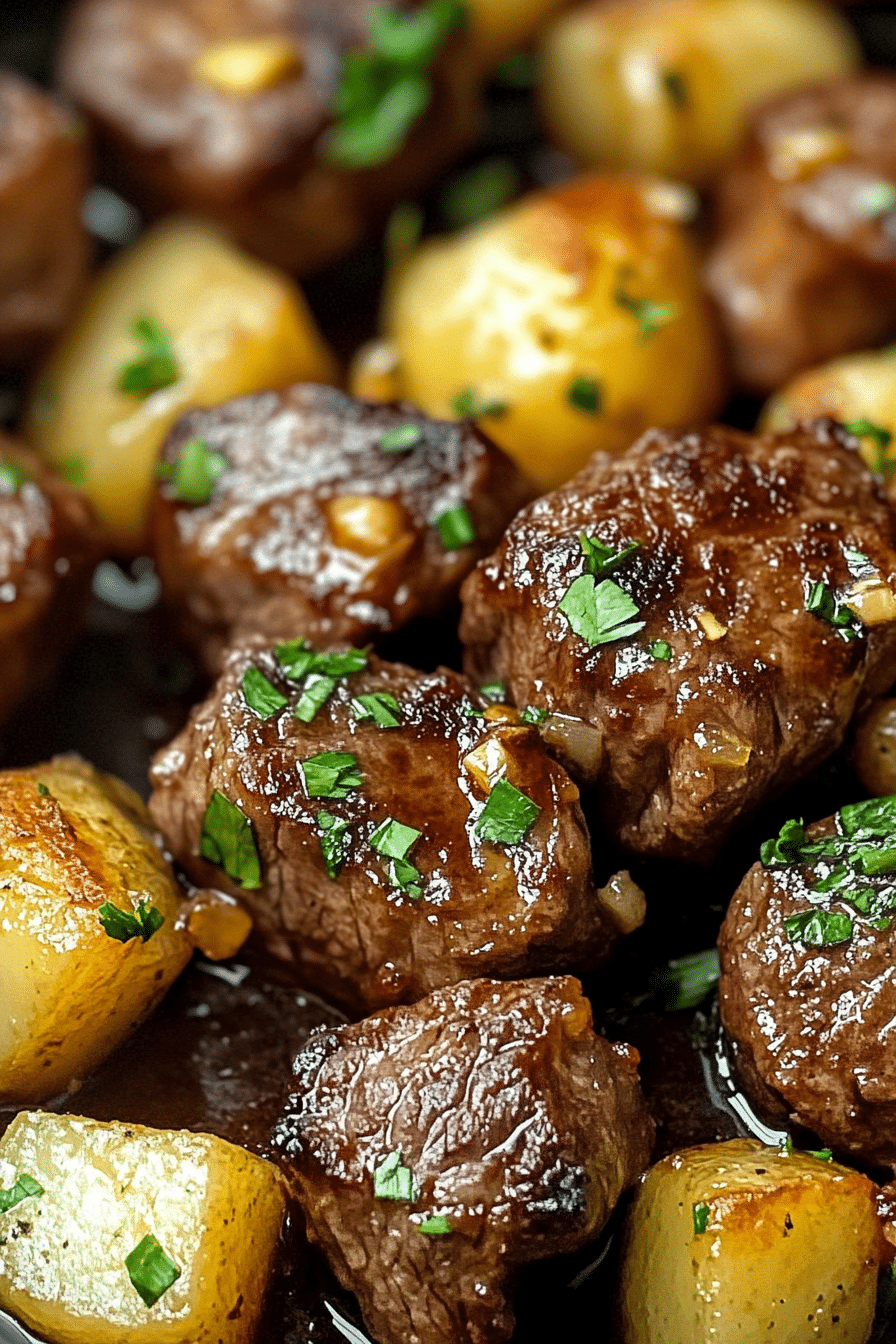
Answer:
(23, 216, 338, 553)
(0, 757, 192, 1105)
(0, 1112, 285, 1344)
(618, 1138, 885, 1343)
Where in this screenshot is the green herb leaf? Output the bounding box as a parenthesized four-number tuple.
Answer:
(442, 156, 519, 229)
(784, 908, 853, 946)
(59, 455, 86, 484)
(567, 377, 602, 415)
(418, 1214, 452, 1235)
(558, 575, 645, 647)
(858, 844, 896, 877)
(653, 947, 720, 1011)
(650, 639, 672, 661)
(475, 777, 540, 845)
(277, 641, 369, 682)
(98, 900, 165, 944)
(578, 532, 640, 577)
(520, 705, 548, 725)
(805, 580, 861, 641)
(317, 810, 351, 879)
(294, 673, 338, 723)
(385, 201, 424, 270)
(0, 458, 27, 494)
(373, 1150, 418, 1202)
(125, 1233, 182, 1308)
(844, 419, 896, 477)
(760, 817, 808, 867)
(351, 691, 402, 728)
(160, 438, 228, 506)
(807, 1148, 833, 1162)
(614, 287, 680, 342)
(0, 1174, 43, 1214)
(117, 315, 179, 396)
(36, 782, 50, 797)
(858, 181, 896, 218)
(453, 387, 509, 418)
(300, 751, 363, 799)
(380, 422, 423, 453)
(693, 1202, 710, 1236)
(384, 854, 423, 899)
(839, 794, 896, 839)
(242, 667, 288, 720)
(435, 503, 476, 551)
(663, 70, 688, 108)
(199, 790, 262, 889)
(370, 816, 421, 860)
(479, 681, 505, 702)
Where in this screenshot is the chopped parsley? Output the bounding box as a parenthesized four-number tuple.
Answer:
(843, 418, 895, 477)
(805, 580, 862, 641)
(442, 156, 519, 229)
(199, 790, 262, 889)
(276, 641, 368, 681)
(520, 705, 549, 725)
(370, 816, 423, 899)
(567, 377, 602, 415)
(453, 387, 509, 418)
(435, 503, 476, 551)
(158, 438, 228, 506)
(59, 455, 86, 484)
(0, 1174, 43, 1214)
(614, 286, 680, 342)
(578, 532, 641, 578)
(242, 666, 288, 720)
(418, 1214, 452, 1234)
(650, 639, 672, 661)
(653, 947, 720, 1011)
(558, 575, 645, 648)
(693, 1202, 710, 1236)
(479, 681, 505, 702)
(125, 1234, 182, 1308)
(663, 70, 688, 108)
(117, 315, 179, 396)
(373, 1149, 418, 1202)
(98, 900, 165, 944)
(300, 751, 363, 799)
(295, 673, 338, 723)
(783, 908, 853, 946)
(379, 422, 423, 453)
(0, 458, 27, 494)
(36, 781, 50, 797)
(317, 810, 350, 879)
(351, 691, 402, 727)
(475, 777, 540, 845)
(807, 1148, 833, 1162)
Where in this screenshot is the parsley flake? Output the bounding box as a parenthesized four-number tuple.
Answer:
(663, 70, 688, 108)
(160, 438, 229, 506)
(784, 908, 853, 947)
(380, 422, 423, 453)
(844, 418, 895, 477)
(693, 1203, 710, 1236)
(807, 1148, 833, 1162)
(442, 156, 519, 229)
(520, 705, 548, 725)
(117, 315, 179, 396)
(650, 639, 672, 661)
(653, 947, 720, 1011)
(277, 641, 368, 681)
(434, 503, 476, 551)
(805, 580, 862, 641)
(242, 666, 288, 720)
(479, 681, 505, 702)
(294, 673, 338, 723)
(300, 751, 363, 799)
(98, 900, 165, 944)
(317, 810, 350, 879)
(370, 816, 423, 898)
(0, 1174, 43, 1214)
(453, 387, 509, 418)
(125, 1234, 182, 1309)
(614, 286, 680, 342)
(59, 455, 86, 484)
(568, 377, 602, 415)
(36, 782, 50, 797)
(373, 1150, 418, 1202)
(199, 790, 262, 889)
(0, 458, 27, 494)
(351, 691, 402, 727)
(558, 575, 645, 647)
(475, 777, 540, 845)
(578, 532, 640, 577)
(418, 1214, 452, 1235)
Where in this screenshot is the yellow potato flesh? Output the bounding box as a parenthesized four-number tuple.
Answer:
(384, 175, 726, 490)
(0, 1112, 285, 1344)
(0, 758, 192, 1104)
(618, 1138, 883, 1343)
(538, 0, 859, 187)
(23, 216, 339, 553)
(465, 0, 572, 71)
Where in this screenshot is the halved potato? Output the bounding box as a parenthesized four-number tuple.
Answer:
(0, 1111, 286, 1344)
(617, 1138, 885, 1343)
(0, 757, 192, 1104)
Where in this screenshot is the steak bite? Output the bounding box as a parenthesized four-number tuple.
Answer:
(460, 421, 896, 861)
(705, 74, 896, 394)
(272, 975, 655, 1344)
(719, 794, 896, 1167)
(149, 643, 628, 1013)
(150, 384, 531, 673)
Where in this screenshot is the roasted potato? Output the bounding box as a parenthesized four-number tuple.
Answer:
(538, 0, 860, 188)
(0, 757, 192, 1105)
(0, 1111, 286, 1344)
(854, 698, 896, 798)
(466, 0, 573, 72)
(23, 216, 338, 553)
(617, 1138, 885, 1343)
(383, 174, 727, 490)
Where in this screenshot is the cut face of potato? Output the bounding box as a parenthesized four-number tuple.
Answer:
(617, 1138, 885, 1343)
(0, 757, 193, 1105)
(0, 1112, 286, 1344)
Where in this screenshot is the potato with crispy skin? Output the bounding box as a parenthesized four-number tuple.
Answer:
(617, 1139, 885, 1344)
(0, 757, 192, 1105)
(0, 1111, 285, 1344)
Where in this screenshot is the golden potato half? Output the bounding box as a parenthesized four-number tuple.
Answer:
(618, 1138, 885, 1343)
(0, 1112, 286, 1344)
(0, 757, 192, 1104)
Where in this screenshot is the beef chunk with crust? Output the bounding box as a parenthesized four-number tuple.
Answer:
(460, 421, 896, 861)
(272, 975, 654, 1344)
(149, 644, 625, 1013)
(719, 794, 896, 1167)
(151, 385, 531, 674)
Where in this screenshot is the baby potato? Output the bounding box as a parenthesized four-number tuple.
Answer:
(0, 757, 192, 1105)
(617, 1138, 885, 1344)
(0, 1111, 285, 1344)
(23, 216, 339, 553)
(465, 0, 573, 72)
(854, 698, 896, 799)
(538, 0, 860, 188)
(383, 173, 727, 490)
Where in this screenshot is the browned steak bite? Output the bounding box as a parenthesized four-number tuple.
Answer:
(151, 384, 531, 674)
(271, 975, 654, 1344)
(149, 644, 625, 1012)
(719, 794, 896, 1167)
(460, 421, 896, 861)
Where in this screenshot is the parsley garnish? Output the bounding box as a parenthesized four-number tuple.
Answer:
(479, 681, 505, 702)
(559, 575, 645, 647)
(242, 666, 288, 720)
(117, 315, 179, 396)
(158, 438, 228, 506)
(805, 580, 862, 641)
(614, 286, 680, 342)
(373, 1149, 418, 1201)
(351, 691, 402, 727)
(453, 387, 509, 418)
(295, 673, 338, 723)
(125, 1234, 182, 1308)
(0, 458, 27, 494)
(663, 70, 688, 108)
(418, 1214, 452, 1234)
(442, 156, 519, 229)
(59, 455, 86, 483)
(761, 816, 807, 866)
(567, 377, 602, 414)
(578, 532, 640, 578)
(98, 900, 164, 944)
(693, 1203, 710, 1236)
(370, 816, 423, 898)
(435, 503, 476, 551)
(36, 782, 50, 797)
(318, 810, 350, 879)
(380, 422, 423, 453)
(0, 1174, 43, 1214)
(199, 790, 262, 889)
(650, 639, 672, 661)
(653, 947, 720, 1011)
(784, 909, 853, 946)
(807, 1148, 833, 1162)
(843, 418, 895, 477)
(475, 777, 540, 845)
(276, 641, 368, 681)
(520, 705, 548, 725)
(300, 751, 362, 799)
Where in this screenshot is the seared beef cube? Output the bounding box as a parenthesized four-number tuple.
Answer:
(151, 385, 531, 673)
(460, 422, 896, 861)
(149, 644, 625, 1012)
(719, 794, 896, 1167)
(272, 975, 654, 1344)
(0, 437, 96, 726)
(0, 70, 89, 367)
(58, 0, 480, 275)
(705, 75, 896, 394)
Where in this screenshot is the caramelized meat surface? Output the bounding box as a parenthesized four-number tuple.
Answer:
(0, 69, 89, 367)
(151, 385, 531, 674)
(149, 644, 619, 1013)
(719, 797, 896, 1166)
(58, 0, 480, 274)
(460, 422, 896, 861)
(272, 975, 654, 1344)
(0, 438, 96, 726)
(705, 74, 896, 393)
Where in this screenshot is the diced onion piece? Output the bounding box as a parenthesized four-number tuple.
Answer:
(463, 734, 515, 791)
(844, 578, 896, 625)
(768, 124, 852, 182)
(595, 870, 646, 935)
(693, 721, 752, 768)
(348, 339, 403, 403)
(695, 609, 728, 640)
(193, 37, 303, 96)
(325, 495, 413, 559)
(540, 713, 603, 782)
(184, 889, 253, 961)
